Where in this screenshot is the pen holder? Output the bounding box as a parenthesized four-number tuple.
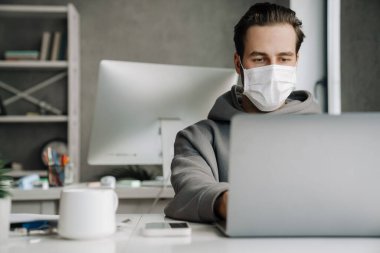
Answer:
(45, 147, 74, 187)
(48, 164, 65, 187)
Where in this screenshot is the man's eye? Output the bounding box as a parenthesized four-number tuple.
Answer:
(253, 58, 264, 62)
(281, 58, 291, 62)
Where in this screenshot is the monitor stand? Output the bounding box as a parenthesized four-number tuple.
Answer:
(141, 118, 183, 187)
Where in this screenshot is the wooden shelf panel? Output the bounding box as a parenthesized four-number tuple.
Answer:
(8, 170, 47, 178)
(0, 115, 68, 123)
(0, 61, 68, 69)
(10, 187, 62, 201)
(10, 185, 174, 201)
(0, 5, 67, 18)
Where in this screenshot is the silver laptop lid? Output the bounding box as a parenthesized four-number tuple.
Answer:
(227, 113, 380, 237)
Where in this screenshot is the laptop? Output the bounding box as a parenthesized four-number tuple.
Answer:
(216, 113, 380, 237)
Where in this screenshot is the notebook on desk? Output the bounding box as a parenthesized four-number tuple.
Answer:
(216, 113, 380, 237)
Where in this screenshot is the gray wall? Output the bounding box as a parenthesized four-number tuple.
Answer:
(341, 0, 380, 112)
(3, 0, 288, 181)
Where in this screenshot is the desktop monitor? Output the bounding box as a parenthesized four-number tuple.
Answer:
(88, 60, 238, 180)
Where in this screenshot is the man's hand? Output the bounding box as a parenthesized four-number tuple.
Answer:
(215, 191, 228, 220)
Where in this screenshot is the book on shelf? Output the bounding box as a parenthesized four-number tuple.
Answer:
(3, 31, 67, 62)
(4, 50, 39, 61)
(50, 31, 62, 61)
(40, 31, 51, 61)
(59, 32, 68, 61)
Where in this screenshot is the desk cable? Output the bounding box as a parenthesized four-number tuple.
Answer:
(147, 174, 171, 214)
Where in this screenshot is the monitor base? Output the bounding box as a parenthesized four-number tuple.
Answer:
(141, 178, 171, 187)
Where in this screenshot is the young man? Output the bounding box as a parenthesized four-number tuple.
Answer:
(164, 3, 320, 222)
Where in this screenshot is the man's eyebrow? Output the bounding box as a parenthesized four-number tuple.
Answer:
(248, 51, 268, 57)
(278, 51, 295, 56)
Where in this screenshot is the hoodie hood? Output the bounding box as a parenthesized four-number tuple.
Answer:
(207, 85, 321, 121)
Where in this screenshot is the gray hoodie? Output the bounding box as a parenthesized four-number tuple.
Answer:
(164, 85, 321, 223)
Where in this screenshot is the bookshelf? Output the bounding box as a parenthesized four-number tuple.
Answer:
(0, 4, 80, 182)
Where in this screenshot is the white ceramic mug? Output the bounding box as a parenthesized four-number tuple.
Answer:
(58, 188, 119, 240)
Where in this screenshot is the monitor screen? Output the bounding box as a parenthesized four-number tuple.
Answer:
(88, 60, 238, 168)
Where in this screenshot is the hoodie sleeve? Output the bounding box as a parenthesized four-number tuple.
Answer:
(164, 121, 229, 222)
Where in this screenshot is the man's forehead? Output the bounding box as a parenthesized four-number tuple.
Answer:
(244, 24, 297, 54)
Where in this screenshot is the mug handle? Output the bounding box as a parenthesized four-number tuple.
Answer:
(112, 191, 119, 212)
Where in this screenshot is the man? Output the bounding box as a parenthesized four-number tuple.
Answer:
(164, 2, 320, 222)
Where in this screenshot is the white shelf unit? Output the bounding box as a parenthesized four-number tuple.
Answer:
(0, 4, 80, 182)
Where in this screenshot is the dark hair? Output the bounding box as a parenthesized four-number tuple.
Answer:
(234, 2, 305, 57)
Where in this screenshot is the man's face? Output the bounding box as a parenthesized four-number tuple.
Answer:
(234, 23, 298, 74)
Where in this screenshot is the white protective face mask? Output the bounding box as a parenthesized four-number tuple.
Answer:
(242, 63, 297, 112)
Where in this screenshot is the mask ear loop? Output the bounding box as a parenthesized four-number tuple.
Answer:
(238, 56, 246, 87)
(238, 56, 245, 70)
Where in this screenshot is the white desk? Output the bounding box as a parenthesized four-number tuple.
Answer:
(2, 214, 380, 253)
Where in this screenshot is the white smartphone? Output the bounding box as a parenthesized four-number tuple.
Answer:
(142, 222, 191, 237)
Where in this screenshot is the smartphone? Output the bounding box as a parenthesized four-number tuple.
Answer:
(142, 222, 191, 237)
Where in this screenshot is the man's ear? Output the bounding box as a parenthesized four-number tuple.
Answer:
(233, 52, 242, 75)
